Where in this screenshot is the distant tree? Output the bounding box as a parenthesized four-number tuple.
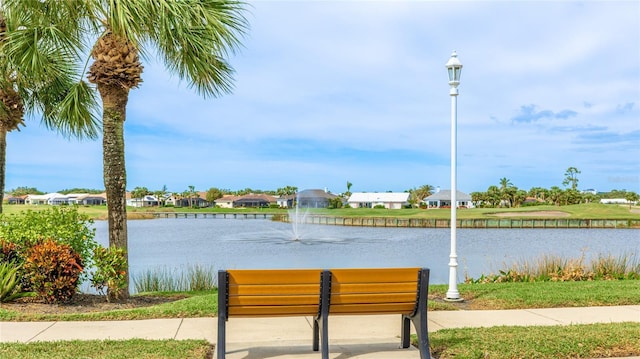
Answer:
(513, 190, 528, 207)
(605, 189, 628, 198)
(499, 177, 512, 190)
(528, 187, 548, 202)
(470, 191, 486, 208)
(235, 188, 255, 196)
(409, 184, 434, 207)
(625, 191, 639, 208)
(548, 186, 563, 206)
(130, 187, 149, 202)
(206, 187, 226, 203)
(563, 167, 581, 190)
(153, 185, 167, 206)
(345, 181, 353, 198)
(276, 186, 298, 197)
(58, 188, 104, 194)
(498, 178, 517, 207)
(581, 191, 599, 204)
(9, 187, 44, 196)
(328, 197, 343, 209)
(486, 186, 501, 207)
(186, 185, 197, 208)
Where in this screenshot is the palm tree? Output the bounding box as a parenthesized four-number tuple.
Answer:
(187, 185, 196, 208)
(0, 3, 99, 213)
(345, 181, 353, 198)
(45, 1, 247, 296)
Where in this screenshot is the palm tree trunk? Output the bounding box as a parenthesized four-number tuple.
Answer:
(100, 84, 130, 298)
(0, 128, 6, 213)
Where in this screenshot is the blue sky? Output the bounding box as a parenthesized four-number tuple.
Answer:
(6, 0, 640, 195)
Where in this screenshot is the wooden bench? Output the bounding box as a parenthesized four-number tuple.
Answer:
(217, 267, 431, 359)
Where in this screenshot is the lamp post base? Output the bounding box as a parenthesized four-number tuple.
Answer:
(444, 296, 464, 303)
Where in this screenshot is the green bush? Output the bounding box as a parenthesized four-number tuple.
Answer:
(23, 239, 83, 303)
(0, 206, 97, 282)
(0, 240, 21, 265)
(0, 261, 34, 303)
(91, 246, 128, 302)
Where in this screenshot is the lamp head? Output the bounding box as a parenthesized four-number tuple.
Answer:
(445, 51, 463, 87)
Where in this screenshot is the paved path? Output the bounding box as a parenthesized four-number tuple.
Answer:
(1, 305, 639, 358)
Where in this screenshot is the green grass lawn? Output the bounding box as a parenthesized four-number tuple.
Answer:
(426, 322, 640, 359)
(0, 339, 213, 359)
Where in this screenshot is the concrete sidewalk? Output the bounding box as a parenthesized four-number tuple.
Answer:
(1, 305, 639, 358)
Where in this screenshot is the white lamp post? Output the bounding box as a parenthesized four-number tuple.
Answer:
(445, 51, 462, 301)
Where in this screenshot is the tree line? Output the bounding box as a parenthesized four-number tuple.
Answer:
(470, 168, 639, 208)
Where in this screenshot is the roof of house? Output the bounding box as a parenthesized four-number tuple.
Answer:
(297, 189, 338, 199)
(235, 193, 277, 202)
(348, 192, 410, 203)
(424, 190, 471, 201)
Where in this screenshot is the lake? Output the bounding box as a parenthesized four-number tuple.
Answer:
(91, 217, 639, 286)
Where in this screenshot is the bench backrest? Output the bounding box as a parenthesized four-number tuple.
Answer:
(328, 267, 421, 315)
(221, 269, 324, 317)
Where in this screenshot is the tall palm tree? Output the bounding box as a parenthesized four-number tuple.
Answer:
(0, 3, 99, 213)
(23, 1, 247, 296)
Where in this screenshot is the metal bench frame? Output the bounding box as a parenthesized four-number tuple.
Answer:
(218, 268, 431, 359)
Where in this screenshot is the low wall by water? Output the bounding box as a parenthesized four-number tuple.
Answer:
(147, 212, 274, 219)
(275, 214, 640, 229)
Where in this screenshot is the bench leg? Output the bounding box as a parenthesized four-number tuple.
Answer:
(317, 270, 331, 359)
(313, 315, 329, 359)
(409, 268, 432, 359)
(217, 271, 228, 359)
(217, 317, 226, 359)
(401, 315, 411, 348)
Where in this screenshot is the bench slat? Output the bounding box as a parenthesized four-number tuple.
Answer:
(229, 294, 320, 306)
(229, 305, 319, 317)
(229, 283, 320, 296)
(332, 282, 417, 294)
(329, 302, 416, 315)
(330, 268, 420, 283)
(330, 292, 416, 305)
(227, 269, 322, 285)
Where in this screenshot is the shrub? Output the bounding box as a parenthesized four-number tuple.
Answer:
(0, 240, 30, 291)
(0, 240, 21, 265)
(0, 206, 97, 278)
(91, 246, 128, 302)
(23, 239, 83, 303)
(0, 261, 34, 303)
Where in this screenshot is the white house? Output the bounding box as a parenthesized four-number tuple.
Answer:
(600, 198, 635, 205)
(126, 195, 159, 207)
(214, 195, 238, 209)
(423, 190, 473, 208)
(25, 193, 67, 205)
(347, 192, 410, 209)
(25, 193, 54, 205)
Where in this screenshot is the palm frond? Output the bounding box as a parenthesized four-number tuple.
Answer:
(124, 0, 249, 98)
(43, 80, 100, 140)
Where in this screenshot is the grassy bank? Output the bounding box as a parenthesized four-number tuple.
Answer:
(427, 322, 640, 359)
(0, 339, 212, 359)
(2, 280, 638, 321)
(2, 324, 639, 359)
(2, 202, 639, 220)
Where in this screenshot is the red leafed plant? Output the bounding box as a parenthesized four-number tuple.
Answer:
(24, 239, 83, 303)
